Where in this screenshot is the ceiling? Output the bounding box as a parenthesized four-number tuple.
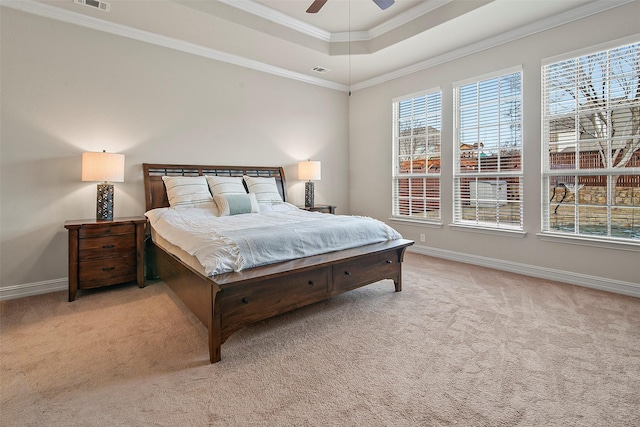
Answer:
(250, 0, 427, 33)
(15, 0, 631, 91)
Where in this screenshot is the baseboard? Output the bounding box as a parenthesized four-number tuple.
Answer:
(0, 278, 67, 301)
(3, 249, 638, 300)
(408, 245, 640, 298)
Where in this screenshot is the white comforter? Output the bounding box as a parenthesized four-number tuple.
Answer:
(145, 203, 402, 276)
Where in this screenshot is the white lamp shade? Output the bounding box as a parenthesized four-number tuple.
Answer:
(82, 151, 125, 182)
(298, 160, 321, 181)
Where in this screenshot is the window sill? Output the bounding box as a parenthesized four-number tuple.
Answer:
(448, 223, 526, 238)
(537, 232, 640, 252)
(389, 217, 443, 229)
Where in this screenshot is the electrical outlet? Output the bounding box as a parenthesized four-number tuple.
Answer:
(420, 233, 426, 242)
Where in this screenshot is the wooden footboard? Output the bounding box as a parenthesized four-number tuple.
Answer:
(149, 238, 414, 363)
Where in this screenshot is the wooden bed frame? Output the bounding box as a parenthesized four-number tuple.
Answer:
(143, 163, 414, 363)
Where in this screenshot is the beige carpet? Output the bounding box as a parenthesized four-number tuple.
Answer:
(1, 252, 639, 426)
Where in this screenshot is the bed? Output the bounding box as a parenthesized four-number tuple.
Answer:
(143, 163, 414, 363)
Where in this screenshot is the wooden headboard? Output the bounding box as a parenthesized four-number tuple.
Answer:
(142, 163, 287, 211)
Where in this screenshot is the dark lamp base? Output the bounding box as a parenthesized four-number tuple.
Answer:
(97, 183, 114, 220)
(304, 181, 315, 208)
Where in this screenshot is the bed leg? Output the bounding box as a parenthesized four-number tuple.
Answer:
(209, 334, 221, 363)
(209, 288, 222, 363)
(394, 246, 409, 292)
(394, 273, 402, 292)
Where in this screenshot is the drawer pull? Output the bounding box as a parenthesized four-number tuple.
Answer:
(102, 266, 116, 271)
(241, 297, 250, 304)
(344, 271, 351, 276)
(386, 260, 392, 264)
(102, 244, 115, 249)
(308, 280, 314, 286)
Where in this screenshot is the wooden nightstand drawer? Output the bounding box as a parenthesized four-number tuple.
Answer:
(79, 234, 136, 260)
(78, 223, 135, 238)
(79, 256, 137, 288)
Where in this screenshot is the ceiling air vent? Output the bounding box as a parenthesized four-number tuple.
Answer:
(311, 66, 330, 74)
(74, 0, 111, 12)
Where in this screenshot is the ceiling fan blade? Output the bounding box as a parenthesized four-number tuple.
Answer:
(306, 0, 328, 13)
(372, 0, 395, 10)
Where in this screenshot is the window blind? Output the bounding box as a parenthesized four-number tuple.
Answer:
(453, 68, 523, 229)
(542, 42, 639, 240)
(392, 89, 442, 221)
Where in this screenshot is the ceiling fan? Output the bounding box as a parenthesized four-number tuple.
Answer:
(306, 0, 395, 14)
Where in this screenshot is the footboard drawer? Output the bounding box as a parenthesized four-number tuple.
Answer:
(221, 268, 329, 331)
(332, 251, 399, 294)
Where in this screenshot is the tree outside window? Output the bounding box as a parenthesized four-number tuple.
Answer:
(543, 41, 639, 240)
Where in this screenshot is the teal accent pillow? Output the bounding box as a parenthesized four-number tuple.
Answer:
(214, 193, 260, 216)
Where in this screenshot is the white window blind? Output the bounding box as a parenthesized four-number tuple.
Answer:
(453, 68, 523, 229)
(392, 89, 442, 221)
(542, 41, 640, 241)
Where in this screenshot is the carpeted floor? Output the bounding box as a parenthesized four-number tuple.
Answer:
(1, 252, 639, 426)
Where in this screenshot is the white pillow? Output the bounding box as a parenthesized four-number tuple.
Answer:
(243, 175, 284, 205)
(205, 175, 247, 197)
(162, 176, 216, 209)
(214, 193, 260, 216)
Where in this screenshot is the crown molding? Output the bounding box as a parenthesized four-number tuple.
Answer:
(331, 30, 370, 43)
(217, 0, 332, 42)
(221, 0, 452, 44)
(351, 0, 636, 92)
(367, 0, 452, 39)
(1, 0, 348, 92)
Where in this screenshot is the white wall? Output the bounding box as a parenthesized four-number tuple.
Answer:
(2, 3, 639, 300)
(0, 8, 349, 297)
(349, 2, 640, 295)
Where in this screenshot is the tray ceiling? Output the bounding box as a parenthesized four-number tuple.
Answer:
(7, 0, 631, 92)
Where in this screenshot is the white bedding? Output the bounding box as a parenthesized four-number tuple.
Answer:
(145, 203, 402, 276)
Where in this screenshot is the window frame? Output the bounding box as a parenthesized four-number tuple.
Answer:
(541, 38, 640, 244)
(391, 88, 443, 223)
(452, 66, 524, 232)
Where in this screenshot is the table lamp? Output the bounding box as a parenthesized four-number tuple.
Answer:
(298, 160, 321, 208)
(82, 150, 125, 220)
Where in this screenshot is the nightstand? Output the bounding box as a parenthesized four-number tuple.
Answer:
(298, 204, 337, 214)
(65, 216, 147, 301)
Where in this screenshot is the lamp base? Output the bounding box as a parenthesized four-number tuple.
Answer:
(304, 181, 315, 208)
(96, 183, 114, 221)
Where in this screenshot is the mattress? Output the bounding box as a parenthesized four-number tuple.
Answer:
(145, 204, 402, 276)
(150, 227, 207, 276)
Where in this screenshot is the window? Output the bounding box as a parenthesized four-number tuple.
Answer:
(453, 68, 523, 229)
(542, 41, 639, 241)
(392, 89, 442, 221)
